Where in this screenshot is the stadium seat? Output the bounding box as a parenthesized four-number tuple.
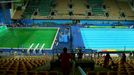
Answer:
(118, 71, 128, 75)
(27, 71, 37, 75)
(129, 71, 134, 75)
(9, 66, 18, 71)
(108, 71, 117, 75)
(0, 67, 9, 71)
(98, 71, 108, 75)
(87, 71, 97, 75)
(5, 70, 17, 75)
(49, 71, 58, 75)
(17, 71, 27, 75)
(37, 71, 48, 75)
(0, 70, 6, 75)
(126, 68, 134, 72)
(119, 68, 126, 71)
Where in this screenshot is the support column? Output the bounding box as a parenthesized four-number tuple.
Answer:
(1, 3, 8, 24)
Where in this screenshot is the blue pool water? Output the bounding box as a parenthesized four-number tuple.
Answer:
(80, 28, 134, 51)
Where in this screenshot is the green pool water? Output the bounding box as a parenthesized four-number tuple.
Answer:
(0, 27, 58, 49)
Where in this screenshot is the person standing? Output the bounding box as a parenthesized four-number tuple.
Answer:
(103, 53, 112, 68)
(77, 49, 83, 60)
(60, 47, 72, 75)
(121, 53, 126, 64)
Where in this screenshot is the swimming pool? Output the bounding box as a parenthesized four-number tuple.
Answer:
(80, 28, 134, 52)
(0, 27, 59, 50)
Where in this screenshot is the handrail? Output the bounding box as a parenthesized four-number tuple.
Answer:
(39, 43, 45, 54)
(33, 43, 39, 54)
(78, 66, 86, 75)
(27, 43, 34, 54)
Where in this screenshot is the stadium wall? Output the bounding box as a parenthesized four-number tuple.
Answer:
(19, 19, 134, 26)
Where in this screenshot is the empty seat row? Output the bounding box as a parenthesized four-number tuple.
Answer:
(0, 70, 58, 75)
